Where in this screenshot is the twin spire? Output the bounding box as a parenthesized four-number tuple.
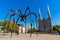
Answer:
(38, 8, 42, 19)
(47, 5, 51, 18)
(38, 5, 51, 19)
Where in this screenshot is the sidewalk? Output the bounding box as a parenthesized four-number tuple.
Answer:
(0, 33, 60, 40)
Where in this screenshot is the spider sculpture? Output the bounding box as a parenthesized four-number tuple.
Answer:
(15, 6, 38, 37)
(4, 6, 38, 38)
(4, 9, 15, 38)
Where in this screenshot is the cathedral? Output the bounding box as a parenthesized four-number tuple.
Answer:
(38, 5, 52, 32)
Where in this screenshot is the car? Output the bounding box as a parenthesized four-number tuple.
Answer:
(51, 31, 58, 35)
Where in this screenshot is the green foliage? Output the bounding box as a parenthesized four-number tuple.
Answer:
(0, 22, 3, 26)
(53, 25, 60, 31)
(27, 28, 36, 33)
(0, 20, 19, 33)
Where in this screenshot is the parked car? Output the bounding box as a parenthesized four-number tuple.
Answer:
(51, 31, 58, 35)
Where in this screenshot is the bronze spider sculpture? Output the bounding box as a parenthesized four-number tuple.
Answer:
(4, 9, 15, 38)
(4, 6, 38, 38)
(16, 6, 38, 37)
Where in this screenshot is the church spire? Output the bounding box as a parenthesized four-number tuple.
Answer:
(47, 5, 51, 18)
(38, 8, 42, 19)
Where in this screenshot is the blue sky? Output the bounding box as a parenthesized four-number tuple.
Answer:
(0, 0, 60, 26)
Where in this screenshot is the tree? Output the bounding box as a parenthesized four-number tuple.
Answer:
(27, 28, 36, 33)
(53, 25, 60, 31)
(0, 20, 19, 33)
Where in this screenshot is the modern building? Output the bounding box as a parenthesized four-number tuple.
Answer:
(38, 5, 52, 32)
(18, 24, 25, 33)
(18, 24, 29, 33)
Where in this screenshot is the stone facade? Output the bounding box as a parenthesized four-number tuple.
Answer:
(38, 5, 52, 32)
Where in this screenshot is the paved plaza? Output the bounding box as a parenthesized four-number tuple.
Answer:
(0, 33, 60, 40)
